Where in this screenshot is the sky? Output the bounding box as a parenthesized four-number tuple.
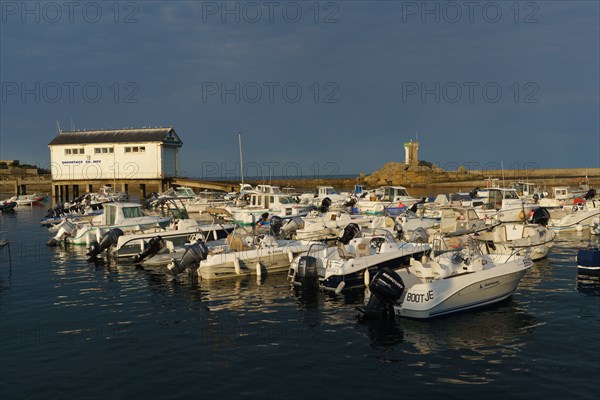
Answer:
(1, 0, 599, 180)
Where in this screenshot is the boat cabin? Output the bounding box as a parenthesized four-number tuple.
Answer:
(381, 186, 412, 201)
(256, 185, 281, 194)
(247, 193, 296, 208)
(99, 202, 169, 226)
(439, 207, 487, 235)
(512, 182, 538, 197)
(478, 188, 521, 210)
(316, 186, 340, 196)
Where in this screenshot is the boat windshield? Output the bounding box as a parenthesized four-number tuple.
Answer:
(122, 207, 146, 218)
(279, 196, 296, 204)
(326, 188, 338, 195)
(357, 228, 394, 242)
(503, 190, 519, 199)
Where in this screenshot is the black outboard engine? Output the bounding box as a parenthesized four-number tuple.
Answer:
(344, 198, 357, 209)
(359, 267, 405, 318)
(166, 240, 209, 276)
(469, 187, 480, 199)
(86, 228, 124, 262)
(133, 236, 165, 263)
(584, 188, 597, 200)
(410, 227, 429, 243)
(319, 197, 332, 213)
(295, 256, 319, 290)
(530, 207, 551, 226)
(339, 223, 360, 245)
(269, 215, 283, 237)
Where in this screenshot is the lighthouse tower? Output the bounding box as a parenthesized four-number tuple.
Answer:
(404, 140, 419, 166)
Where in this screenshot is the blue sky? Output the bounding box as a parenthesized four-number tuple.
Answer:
(1, 0, 598, 179)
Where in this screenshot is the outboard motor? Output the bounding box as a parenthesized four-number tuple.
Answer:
(359, 267, 405, 318)
(584, 188, 597, 200)
(410, 227, 429, 243)
(469, 187, 480, 199)
(86, 228, 124, 262)
(46, 219, 77, 246)
(281, 217, 304, 236)
(338, 223, 360, 245)
(133, 236, 165, 263)
(344, 198, 356, 209)
(530, 207, 551, 226)
(269, 215, 283, 237)
(319, 197, 332, 213)
(295, 256, 319, 290)
(166, 240, 209, 276)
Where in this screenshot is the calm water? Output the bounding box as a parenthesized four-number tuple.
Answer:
(1, 203, 599, 400)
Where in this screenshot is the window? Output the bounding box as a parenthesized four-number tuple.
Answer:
(125, 147, 131, 153)
(122, 207, 145, 218)
(65, 149, 72, 155)
(139, 146, 145, 153)
(109, 147, 114, 153)
(94, 148, 101, 154)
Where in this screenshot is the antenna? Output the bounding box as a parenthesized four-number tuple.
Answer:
(70, 118, 74, 131)
(416, 131, 419, 142)
(56, 120, 62, 134)
(238, 132, 244, 185)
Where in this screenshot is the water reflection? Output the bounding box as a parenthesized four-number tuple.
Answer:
(576, 273, 600, 296)
(358, 299, 537, 356)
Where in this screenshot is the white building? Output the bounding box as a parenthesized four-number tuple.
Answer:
(48, 127, 183, 199)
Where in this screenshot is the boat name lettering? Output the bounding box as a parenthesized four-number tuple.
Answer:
(482, 280, 500, 288)
(406, 290, 434, 303)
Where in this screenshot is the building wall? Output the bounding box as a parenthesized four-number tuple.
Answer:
(162, 146, 179, 177)
(50, 142, 165, 180)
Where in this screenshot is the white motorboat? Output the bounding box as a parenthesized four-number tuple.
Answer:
(102, 216, 236, 261)
(226, 192, 310, 226)
(96, 185, 129, 202)
(46, 202, 171, 246)
(6, 193, 46, 206)
(359, 241, 533, 319)
(184, 191, 232, 214)
(356, 186, 419, 215)
(140, 217, 314, 281)
(474, 187, 539, 223)
(288, 224, 430, 293)
(549, 200, 600, 232)
(291, 211, 379, 242)
(476, 222, 556, 261)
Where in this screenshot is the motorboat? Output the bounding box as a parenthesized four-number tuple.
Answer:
(184, 191, 232, 214)
(473, 187, 539, 223)
(40, 194, 104, 227)
(138, 216, 313, 281)
(359, 240, 533, 319)
(577, 246, 600, 274)
(0, 201, 17, 212)
(356, 186, 419, 215)
(96, 185, 129, 202)
(46, 202, 171, 246)
(292, 211, 380, 242)
(548, 199, 600, 232)
(102, 215, 235, 261)
(476, 221, 556, 261)
(6, 193, 46, 206)
(226, 192, 310, 226)
(428, 207, 494, 251)
(288, 223, 430, 293)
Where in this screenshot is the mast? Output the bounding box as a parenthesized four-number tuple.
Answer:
(238, 132, 244, 185)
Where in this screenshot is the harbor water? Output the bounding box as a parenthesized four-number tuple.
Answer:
(0, 202, 599, 399)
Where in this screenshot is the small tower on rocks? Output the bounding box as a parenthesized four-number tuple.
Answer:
(404, 140, 419, 166)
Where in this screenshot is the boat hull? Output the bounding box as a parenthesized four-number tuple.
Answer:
(199, 244, 309, 280)
(394, 262, 529, 319)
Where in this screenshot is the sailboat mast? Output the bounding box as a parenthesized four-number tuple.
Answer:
(238, 132, 244, 185)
